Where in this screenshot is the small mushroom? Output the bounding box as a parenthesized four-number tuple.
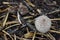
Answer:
(35, 15, 51, 33)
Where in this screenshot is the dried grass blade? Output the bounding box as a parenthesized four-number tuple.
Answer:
(48, 9, 60, 14)
(32, 31, 36, 40)
(49, 30, 60, 34)
(2, 30, 13, 40)
(26, 0, 35, 7)
(51, 18, 60, 20)
(4, 34, 8, 40)
(4, 24, 20, 30)
(2, 12, 9, 27)
(6, 21, 19, 25)
(47, 33, 56, 40)
(14, 34, 16, 40)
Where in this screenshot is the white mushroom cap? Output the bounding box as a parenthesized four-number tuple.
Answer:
(35, 15, 51, 33)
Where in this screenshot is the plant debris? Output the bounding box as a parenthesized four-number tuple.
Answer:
(0, 0, 60, 40)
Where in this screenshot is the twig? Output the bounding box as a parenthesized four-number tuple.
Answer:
(49, 30, 60, 34)
(0, 6, 12, 13)
(0, 15, 5, 19)
(3, 2, 18, 4)
(47, 33, 56, 40)
(6, 21, 19, 25)
(51, 18, 60, 20)
(4, 24, 20, 30)
(2, 11, 9, 27)
(23, 16, 33, 19)
(47, 9, 60, 14)
(32, 31, 36, 40)
(2, 30, 13, 40)
(4, 34, 8, 40)
(26, 0, 35, 7)
(17, 12, 22, 24)
(14, 34, 16, 40)
(26, 27, 29, 33)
